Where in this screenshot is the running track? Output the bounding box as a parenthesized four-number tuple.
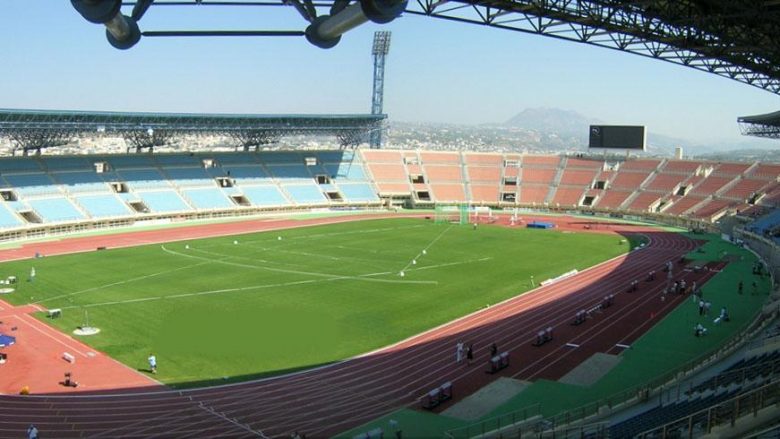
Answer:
(0, 214, 722, 438)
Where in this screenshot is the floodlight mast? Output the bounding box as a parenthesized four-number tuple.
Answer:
(369, 31, 390, 148)
(70, 0, 407, 50)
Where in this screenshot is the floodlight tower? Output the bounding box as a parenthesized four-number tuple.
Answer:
(370, 31, 391, 148)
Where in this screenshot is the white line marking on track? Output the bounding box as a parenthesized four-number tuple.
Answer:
(565, 343, 579, 348)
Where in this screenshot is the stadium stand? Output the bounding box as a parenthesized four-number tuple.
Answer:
(241, 185, 290, 206)
(338, 183, 380, 203)
(75, 194, 132, 218)
(136, 190, 192, 212)
(182, 188, 235, 209)
(27, 198, 85, 222)
(0, 203, 23, 227)
(280, 183, 328, 204)
(0, 151, 779, 233)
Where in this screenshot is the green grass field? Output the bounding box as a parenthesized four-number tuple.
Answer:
(0, 217, 628, 387)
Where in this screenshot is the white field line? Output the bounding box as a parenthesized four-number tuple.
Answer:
(16, 314, 89, 357)
(36, 261, 211, 305)
(160, 245, 436, 285)
(399, 224, 454, 274)
(55, 256, 492, 311)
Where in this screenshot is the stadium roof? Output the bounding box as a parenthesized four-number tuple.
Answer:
(77, 1, 780, 95)
(0, 108, 386, 152)
(738, 110, 780, 139)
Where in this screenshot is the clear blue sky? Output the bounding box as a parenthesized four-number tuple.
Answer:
(0, 1, 778, 145)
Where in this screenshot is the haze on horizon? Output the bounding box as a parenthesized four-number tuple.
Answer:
(0, 1, 778, 148)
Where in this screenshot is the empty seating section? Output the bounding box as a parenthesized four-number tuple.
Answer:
(241, 185, 289, 206)
(259, 152, 301, 163)
(663, 160, 702, 174)
(425, 165, 463, 182)
(722, 179, 771, 201)
(28, 198, 85, 222)
(267, 164, 312, 180)
(365, 163, 406, 182)
(338, 183, 380, 202)
(665, 196, 705, 215)
(689, 176, 733, 196)
(619, 159, 661, 171)
(471, 185, 500, 203)
(2, 173, 60, 196)
(164, 167, 214, 187)
(117, 169, 170, 189)
(51, 171, 110, 193)
(0, 158, 41, 172)
(283, 184, 327, 204)
(610, 171, 650, 190)
(559, 169, 598, 186)
(153, 154, 201, 167)
(420, 152, 459, 164)
(137, 190, 191, 213)
(105, 154, 154, 169)
(0, 204, 23, 227)
(41, 156, 91, 170)
(467, 166, 501, 182)
(223, 165, 270, 184)
(522, 155, 559, 167)
(465, 153, 503, 166)
(713, 162, 751, 176)
(693, 199, 734, 219)
(628, 192, 661, 211)
(2, 152, 780, 231)
(214, 153, 259, 165)
(431, 184, 466, 202)
(597, 190, 632, 209)
(522, 168, 557, 185)
(75, 194, 132, 218)
(751, 164, 780, 180)
(520, 185, 550, 204)
(375, 182, 411, 193)
(646, 173, 688, 193)
(323, 163, 367, 181)
(565, 158, 602, 169)
(610, 390, 737, 438)
(551, 188, 584, 206)
(182, 188, 234, 209)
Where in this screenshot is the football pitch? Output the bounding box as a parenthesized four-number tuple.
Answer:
(1, 217, 630, 388)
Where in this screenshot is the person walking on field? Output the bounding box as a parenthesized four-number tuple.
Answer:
(148, 353, 157, 374)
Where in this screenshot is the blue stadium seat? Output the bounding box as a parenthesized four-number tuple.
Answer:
(0, 203, 24, 228)
(282, 184, 327, 204)
(117, 169, 170, 189)
(324, 163, 368, 181)
(338, 183, 379, 202)
(27, 198, 85, 222)
(3, 173, 61, 196)
(182, 188, 234, 209)
(137, 190, 192, 212)
(164, 167, 214, 186)
(41, 156, 91, 171)
(52, 171, 110, 193)
(268, 164, 313, 180)
(75, 194, 132, 218)
(0, 158, 42, 172)
(241, 185, 290, 206)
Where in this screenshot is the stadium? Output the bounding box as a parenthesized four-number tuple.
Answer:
(1, 1, 780, 439)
